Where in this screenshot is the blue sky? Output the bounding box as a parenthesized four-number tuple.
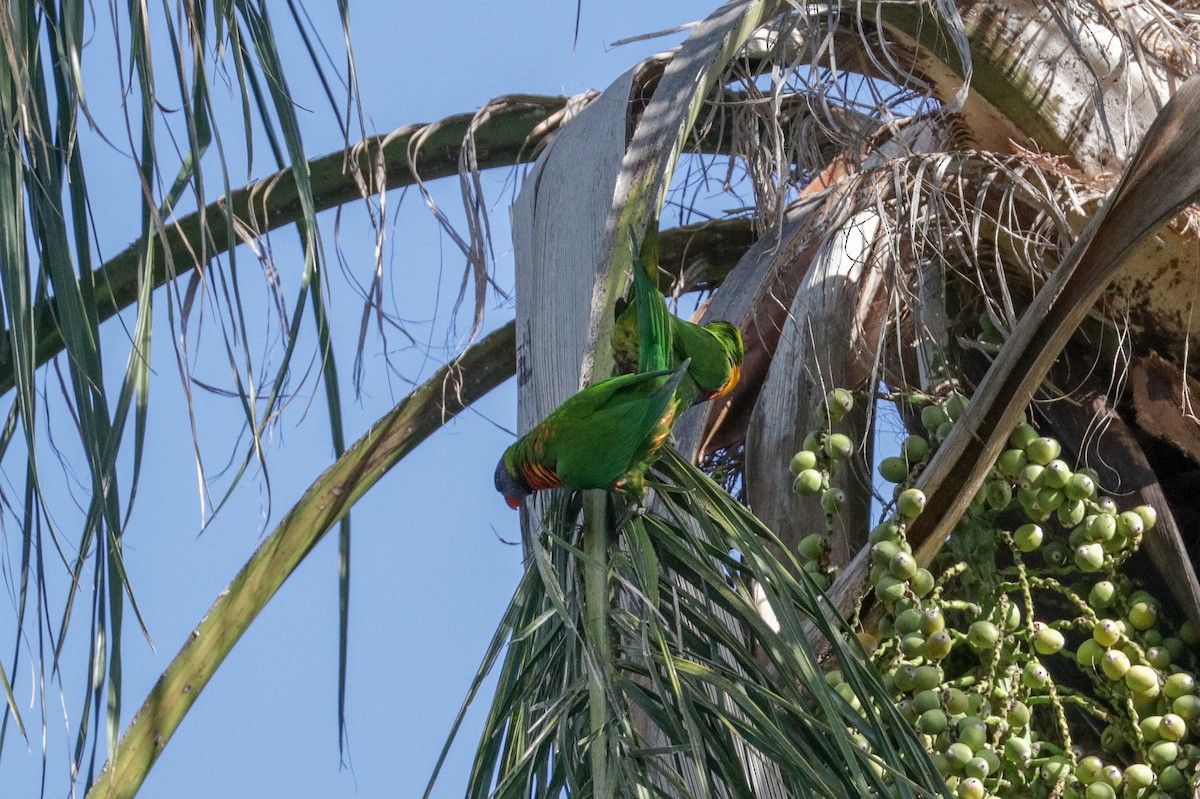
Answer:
(0, 2, 715, 797)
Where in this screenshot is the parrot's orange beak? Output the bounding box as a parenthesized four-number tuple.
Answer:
(505, 496, 522, 510)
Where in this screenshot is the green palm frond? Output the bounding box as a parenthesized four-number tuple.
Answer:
(0, 0, 361, 781)
(86, 321, 516, 799)
(438, 452, 949, 798)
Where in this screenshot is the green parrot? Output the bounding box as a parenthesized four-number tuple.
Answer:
(494, 359, 690, 508)
(611, 292, 744, 405)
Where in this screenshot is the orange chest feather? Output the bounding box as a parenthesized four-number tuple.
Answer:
(520, 428, 561, 490)
(521, 461, 561, 490)
(701, 362, 741, 402)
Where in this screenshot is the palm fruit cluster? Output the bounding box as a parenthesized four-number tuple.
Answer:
(789, 388, 1200, 799)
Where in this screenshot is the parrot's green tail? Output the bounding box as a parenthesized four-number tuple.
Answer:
(630, 226, 672, 374)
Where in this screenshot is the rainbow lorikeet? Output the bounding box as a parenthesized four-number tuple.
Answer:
(494, 360, 690, 508)
(613, 225, 744, 404)
(611, 300, 744, 405)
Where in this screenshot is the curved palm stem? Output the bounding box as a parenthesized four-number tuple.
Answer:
(0, 98, 566, 398)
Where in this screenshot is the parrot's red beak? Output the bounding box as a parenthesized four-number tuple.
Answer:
(505, 496, 523, 510)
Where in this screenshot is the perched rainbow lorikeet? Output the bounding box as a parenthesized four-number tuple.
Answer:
(611, 229, 744, 404)
(612, 310, 743, 404)
(493, 360, 690, 508)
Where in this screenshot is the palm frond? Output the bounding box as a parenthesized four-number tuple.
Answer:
(444, 453, 949, 798)
(85, 320, 516, 799)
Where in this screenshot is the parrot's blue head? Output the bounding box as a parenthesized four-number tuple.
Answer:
(494, 453, 532, 509)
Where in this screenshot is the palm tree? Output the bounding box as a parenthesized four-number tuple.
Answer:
(5, 1, 1200, 797)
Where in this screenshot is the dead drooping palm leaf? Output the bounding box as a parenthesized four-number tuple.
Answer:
(902, 75, 1200, 572)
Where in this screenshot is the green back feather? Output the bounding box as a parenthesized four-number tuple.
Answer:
(511, 363, 689, 491)
(670, 319, 744, 401)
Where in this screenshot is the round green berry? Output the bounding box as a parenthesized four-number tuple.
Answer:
(871, 540, 902, 566)
(900, 633, 926, 658)
(1013, 523, 1043, 552)
(897, 488, 927, 518)
(1085, 513, 1117, 542)
(874, 575, 907, 604)
(1101, 649, 1130, 681)
(968, 621, 999, 651)
(912, 665, 943, 692)
(793, 469, 824, 496)
(798, 533, 824, 561)
(1042, 540, 1070, 567)
(1132, 504, 1157, 530)
(1088, 580, 1116, 609)
(789, 449, 819, 475)
(922, 404, 950, 432)
(1147, 739, 1178, 768)
(997, 448, 1027, 477)
(869, 521, 903, 544)
(944, 394, 969, 421)
(1093, 620, 1121, 648)
(1076, 638, 1103, 667)
(963, 755, 990, 779)
(918, 708, 949, 735)
(894, 608, 922, 635)
(1003, 736, 1031, 764)
(1123, 763, 1153, 790)
(1008, 423, 1039, 450)
(1074, 542, 1104, 572)
(824, 433, 853, 460)
(879, 456, 910, 483)
(1159, 765, 1187, 791)
(957, 777, 984, 799)
(957, 718, 987, 751)
(903, 435, 930, 462)
(1127, 600, 1158, 631)
(920, 608, 945, 635)
(1159, 713, 1186, 742)
(986, 480, 1013, 510)
(1017, 463, 1045, 490)
(1009, 700, 1030, 728)
(1034, 624, 1065, 655)
(1125, 665, 1159, 694)
(1146, 645, 1171, 670)
(943, 687, 969, 715)
(889, 551, 917, 580)
(1171, 693, 1200, 721)
(1026, 436, 1061, 465)
(912, 688, 941, 714)
(825, 388, 854, 421)
(1021, 660, 1049, 689)
(910, 568, 935, 597)
(1057, 498, 1086, 527)
(820, 487, 846, 514)
(923, 630, 953, 661)
(1116, 511, 1144, 538)
(1065, 471, 1096, 500)
(1040, 756, 1070, 782)
(1043, 459, 1071, 488)
(1165, 673, 1195, 700)
(1084, 783, 1115, 799)
(945, 741, 973, 769)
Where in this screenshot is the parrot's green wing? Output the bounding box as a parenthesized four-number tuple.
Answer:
(531, 361, 688, 492)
